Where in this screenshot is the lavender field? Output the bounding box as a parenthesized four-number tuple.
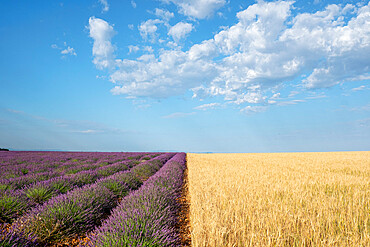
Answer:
(0, 151, 186, 246)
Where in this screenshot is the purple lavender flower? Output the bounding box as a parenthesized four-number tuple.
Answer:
(0, 151, 176, 245)
(14, 184, 116, 244)
(84, 153, 186, 247)
(0, 223, 38, 247)
(0, 190, 30, 224)
(5, 153, 174, 245)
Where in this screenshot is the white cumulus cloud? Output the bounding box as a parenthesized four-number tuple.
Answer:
(88, 17, 116, 70)
(168, 22, 193, 42)
(189, 40, 217, 60)
(159, 0, 226, 19)
(139, 19, 163, 41)
(110, 49, 217, 97)
(61, 46, 77, 56)
(154, 8, 174, 22)
(89, 1, 370, 112)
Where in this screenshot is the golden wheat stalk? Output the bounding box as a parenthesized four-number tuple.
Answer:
(187, 152, 370, 247)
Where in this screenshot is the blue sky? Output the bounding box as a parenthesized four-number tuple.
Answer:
(0, 0, 369, 152)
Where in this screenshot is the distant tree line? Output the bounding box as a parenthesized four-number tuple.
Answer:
(0, 148, 9, 151)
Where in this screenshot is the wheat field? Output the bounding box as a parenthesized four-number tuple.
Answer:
(187, 152, 370, 246)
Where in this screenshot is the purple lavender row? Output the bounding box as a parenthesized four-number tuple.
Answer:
(0, 162, 127, 224)
(0, 159, 111, 192)
(0, 151, 151, 167)
(83, 153, 186, 247)
(2, 153, 175, 245)
(22, 152, 165, 196)
(0, 171, 60, 192)
(0, 152, 161, 191)
(0, 153, 162, 225)
(0, 154, 162, 224)
(0, 159, 122, 191)
(0, 161, 100, 192)
(0, 151, 156, 179)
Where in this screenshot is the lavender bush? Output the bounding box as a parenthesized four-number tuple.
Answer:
(0, 223, 38, 247)
(0, 171, 60, 191)
(0, 155, 158, 223)
(0, 151, 157, 180)
(23, 176, 76, 205)
(98, 171, 142, 198)
(14, 184, 116, 244)
(0, 190, 29, 223)
(0, 154, 171, 224)
(83, 153, 186, 247)
(6, 153, 175, 245)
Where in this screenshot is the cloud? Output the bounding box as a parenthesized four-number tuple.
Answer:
(88, 17, 116, 70)
(276, 99, 306, 106)
(241, 106, 267, 114)
(356, 117, 370, 128)
(159, 0, 227, 19)
(98, 0, 109, 12)
(289, 91, 300, 97)
(188, 40, 217, 60)
(168, 22, 193, 42)
(89, 1, 370, 113)
(154, 8, 174, 22)
(139, 19, 163, 41)
(233, 91, 267, 105)
(128, 45, 140, 54)
(74, 129, 100, 134)
(61, 46, 77, 56)
(351, 85, 366, 91)
(143, 46, 154, 53)
(6, 109, 25, 114)
(350, 75, 370, 81)
(110, 49, 217, 97)
(304, 94, 327, 100)
(51, 43, 77, 57)
(194, 103, 221, 110)
(287, 3, 370, 89)
(350, 103, 370, 112)
(131, 0, 137, 8)
(162, 112, 196, 119)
